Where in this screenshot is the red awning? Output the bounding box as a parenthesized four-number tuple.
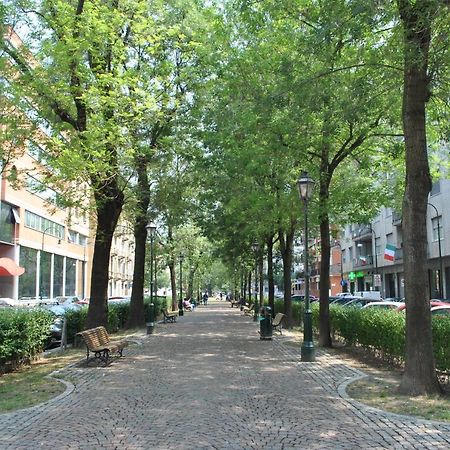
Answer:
(0, 258, 25, 277)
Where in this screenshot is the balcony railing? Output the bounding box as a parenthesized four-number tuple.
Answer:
(353, 254, 374, 268)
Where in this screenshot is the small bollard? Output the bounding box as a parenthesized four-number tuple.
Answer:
(147, 303, 155, 335)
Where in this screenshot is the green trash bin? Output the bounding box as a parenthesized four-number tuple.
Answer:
(259, 306, 273, 340)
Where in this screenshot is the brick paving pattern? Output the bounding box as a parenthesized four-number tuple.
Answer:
(1, 301, 450, 449)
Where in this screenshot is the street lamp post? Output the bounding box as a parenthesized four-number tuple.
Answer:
(428, 203, 443, 298)
(297, 171, 315, 362)
(371, 227, 379, 291)
(145, 223, 157, 304)
(179, 253, 184, 316)
(252, 242, 259, 322)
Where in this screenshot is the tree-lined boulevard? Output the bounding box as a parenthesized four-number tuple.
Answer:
(1, 0, 450, 402)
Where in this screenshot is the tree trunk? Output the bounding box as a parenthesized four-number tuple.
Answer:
(187, 268, 194, 299)
(86, 188, 123, 329)
(259, 251, 264, 310)
(126, 218, 147, 328)
(397, 0, 441, 395)
(318, 167, 332, 347)
(248, 270, 252, 306)
(168, 260, 177, 310)
(279, 226, 295, 328)
(127, 155, 150, 329)
(267, 234, 275, 316)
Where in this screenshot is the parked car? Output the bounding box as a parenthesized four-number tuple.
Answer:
(54, 295, 83, 306)
(108, 296, 130, 304)
(0, 297, 18, 308)
(396, 301, 448, 312)
(342, 298, 377, 308)
(430, 305, 450, 316)
(330, 296, 359, 305)
(362, 301, 405, 310)
(291, 294, 319, 302)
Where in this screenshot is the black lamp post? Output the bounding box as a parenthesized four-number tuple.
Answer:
(252, 241, 259, 322)
(370, 227, 379, 291)
(179, 253, 184, 316)
(145, 222, 157, 303)
(297, 171, 315, 362)
(428, 203, 443, 298)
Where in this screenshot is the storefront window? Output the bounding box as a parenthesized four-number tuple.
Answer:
(19, 247, 37, 298)
(65, 257, 76, 295)
(53, 255, 63, 297)
(40, 251, 51, 300)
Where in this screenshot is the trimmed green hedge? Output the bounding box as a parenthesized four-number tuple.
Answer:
(0, 308, 53, 371)
(312, 304, 450, 371)
(65, 296, 168, 344)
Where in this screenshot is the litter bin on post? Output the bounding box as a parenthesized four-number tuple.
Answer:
(146, 303, 155, 335)
(259, 306, 273, 340)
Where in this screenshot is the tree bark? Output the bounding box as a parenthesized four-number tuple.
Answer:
(279, 225, 295, 327)
(397, 0, 441, 395)
(318, 163, 332, 347)
(266, 234, 275, 316)
(127, 155, 150, 329)
(86, 186, 123, 329)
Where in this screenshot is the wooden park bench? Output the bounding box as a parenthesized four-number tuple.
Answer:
(161, 308, 178, 323)
(77, 326, 129, 366)
(243, 304, 254, 316)
(230, 299, 241, 308)
(272, 313, 285, 334)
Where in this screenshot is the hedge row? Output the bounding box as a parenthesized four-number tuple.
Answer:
(0, 296, 169, 371)
(311, 304, 450, 372)
(0, 308, 53, 371)
(65, 296, 168, 344)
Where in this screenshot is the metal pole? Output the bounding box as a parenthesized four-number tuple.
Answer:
(150, 233, 154, 305)
(301, 198, 315, 362)
(253, 251, 258, 322)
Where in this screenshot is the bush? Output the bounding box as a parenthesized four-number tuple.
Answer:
(324, 305, 450, 371)
(0, 308, 53, 371)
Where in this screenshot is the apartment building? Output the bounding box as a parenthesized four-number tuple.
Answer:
(0, 147, 93, 301)
(335, 179, 450, 299)
(1, 28, 134, 302)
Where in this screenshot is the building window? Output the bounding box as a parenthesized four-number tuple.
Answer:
(430, 181, 440, 196)
(26, 175, 65, 207)
(0, 202, 17, 244)
(19, 247, 37, 299)
(25, 211, 64, 239)
(65, 257, 76, 295)
(432, 216, 442, 242)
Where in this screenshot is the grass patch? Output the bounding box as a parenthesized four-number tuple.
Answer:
(0, 349, 84, 413)
(279, 328, 450, 422)
(347, 376, 450, 422)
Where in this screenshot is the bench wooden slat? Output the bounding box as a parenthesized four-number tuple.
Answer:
(77, 326, 128, 365)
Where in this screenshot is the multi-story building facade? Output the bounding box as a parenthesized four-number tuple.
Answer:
(335, 179, 450, 299)
(1, 28, 134, 302)
(0, 147, 93, 302)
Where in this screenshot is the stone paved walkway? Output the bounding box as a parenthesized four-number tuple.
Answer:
(1, 301, 450, 449)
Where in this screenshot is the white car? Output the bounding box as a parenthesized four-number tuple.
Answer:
(430, 305, 450, 316)
(362, 301, 404, 310)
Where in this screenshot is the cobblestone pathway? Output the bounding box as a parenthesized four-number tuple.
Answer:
(1, 302, 450, 449)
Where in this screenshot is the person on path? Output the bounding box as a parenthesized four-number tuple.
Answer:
(202, 292, 208, 305)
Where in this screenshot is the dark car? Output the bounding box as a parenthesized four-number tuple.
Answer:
(46, 315, 64, 349)
(292, 294, 319, 302)
(342, 298, 377, 308)
(331, 296, 359, 305)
